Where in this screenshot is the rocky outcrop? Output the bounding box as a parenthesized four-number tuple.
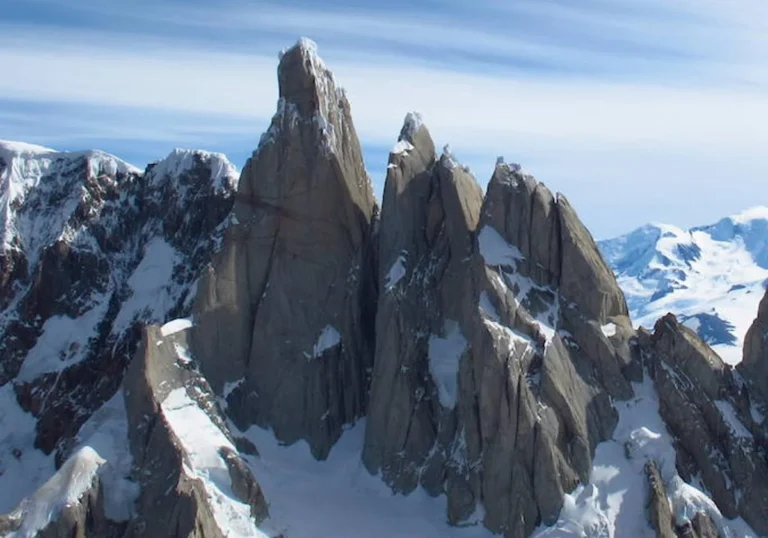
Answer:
(740, 288, 768, 404)
(638, 314, 768, 536)
(645, 460, 676, 538)
(0, 144, 237, 463)
(363, 119, 636, 536)
(123, 324, 268, 538)
(191, 38, 377, 459)
(363, 118, 485, 498)
(0, 446, 124, 538)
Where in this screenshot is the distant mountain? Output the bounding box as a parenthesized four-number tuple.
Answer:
(599, 207, 768, 364)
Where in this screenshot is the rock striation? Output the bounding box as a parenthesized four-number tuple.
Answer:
(123, 324, 268, 538)
(191, 38, 378, 459)
(363, 119, 637, 537)
(638, 313, 768, 535)
(740, 288, 768, 403)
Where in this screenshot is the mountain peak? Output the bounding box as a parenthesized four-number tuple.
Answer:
(277, 37, 338, 118)
(147, 148, 238, 193)
(600, 207, 768, 365)
(0, 139, 56, 158)
(728, 205, 768, 224)
(397, 112, 424, 144)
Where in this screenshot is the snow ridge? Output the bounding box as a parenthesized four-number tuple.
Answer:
(6, 446, 105, 538)
(148, 148, 238, 193)
(0, 142, 140, 256)
(600, 211, 768, 365)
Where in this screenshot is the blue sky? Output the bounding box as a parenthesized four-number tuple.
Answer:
(2, 0, 767, 238)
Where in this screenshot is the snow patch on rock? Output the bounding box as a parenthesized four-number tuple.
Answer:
(714, 400, 753, 440)
(385, 254, 407, 291)
(242, 420, 495, 538)
(308, 325, 342, 359)
(161, 388, 268, 538)
(17, 296, 110, 382)
(478, 226, 523, 268)
(112, 237, 180, 332)
(392, 140, 414, 155)
(478, 291, 500, 322)
(398, 112, 423, 143)
(533, 377, 758, 537)
(601, 322, 617, 338)
(0, 385, 55, 513)
(428, 320, 467, 409)
(161, 317, 194, 337)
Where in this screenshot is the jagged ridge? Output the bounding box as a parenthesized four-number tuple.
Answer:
(2, 38, 768, 538)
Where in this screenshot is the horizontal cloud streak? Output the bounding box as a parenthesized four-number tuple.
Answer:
(2, 31, 767, 154)
(1, 0, 767, 237)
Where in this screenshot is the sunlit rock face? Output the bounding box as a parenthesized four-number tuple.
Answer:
(191, 38, 378, 460)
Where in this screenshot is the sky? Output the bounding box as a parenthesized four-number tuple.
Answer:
(1, 0, 767, 239)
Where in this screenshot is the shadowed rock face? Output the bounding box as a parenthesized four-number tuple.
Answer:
(645, 460, 676, 538)
(192, 39, 378, 459)
(0, 146, 237, 462)
(363, 120, 636, 537)
(638, 314, 768, 536)
(740, 288, 768, 402)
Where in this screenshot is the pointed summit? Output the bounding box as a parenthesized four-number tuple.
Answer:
(397, 112, 424, 145)
(277, 37, 338, 118)
(192, 39, 377, 459)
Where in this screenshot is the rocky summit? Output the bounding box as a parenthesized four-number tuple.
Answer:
(1, 38, 768, 538)
(191, 38, 378, 460)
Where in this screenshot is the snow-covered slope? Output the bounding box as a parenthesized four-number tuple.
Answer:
(0, 140, 238, 514)
(531, 377, 757, 537)
(599, 207, 768, 364)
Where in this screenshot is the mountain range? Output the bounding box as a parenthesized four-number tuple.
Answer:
(1, 38, 767, 538)
(600, 208, 768, 365)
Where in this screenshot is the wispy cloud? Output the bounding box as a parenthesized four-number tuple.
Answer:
(1, 0, 767, 237)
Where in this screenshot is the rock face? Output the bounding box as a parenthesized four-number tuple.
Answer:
(0, 142, 237, 464)
(645, 460, 676, 538)
(0, 446, 124, 538)
(123, 324, 268, 538)
(363, 121, 637, 537)
(638, 314, 768, 536)
(740, 288, 768, 402)
(191, 39, 377, 459)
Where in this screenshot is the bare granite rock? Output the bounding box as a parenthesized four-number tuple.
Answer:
(639, 314, 768, 536)
(123, 325, 268, 538)
(191, 38, 378, 460)
(363, 123, 635, 537)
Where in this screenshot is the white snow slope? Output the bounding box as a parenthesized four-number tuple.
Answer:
(243, 421, 493, 538)
(599, 207, 768, 365)
(532, 377, 757, 537)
